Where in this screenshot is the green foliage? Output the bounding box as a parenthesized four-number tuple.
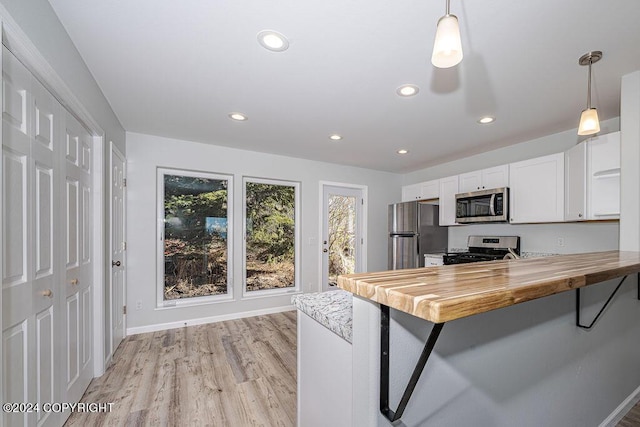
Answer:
(164, 175, 228, 252)
(246, 182, 295, 263)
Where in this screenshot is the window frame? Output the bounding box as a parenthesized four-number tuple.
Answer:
(242, 176, 301, 298)
(156, 167, 234, 308)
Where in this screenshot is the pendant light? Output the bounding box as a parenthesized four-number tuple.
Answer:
(431, 0, 463, 68)
(577, 51, 602, 136)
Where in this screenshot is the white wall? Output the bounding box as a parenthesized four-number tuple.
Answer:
(126, 132, 400, 332)
(620, 71, 640, 251)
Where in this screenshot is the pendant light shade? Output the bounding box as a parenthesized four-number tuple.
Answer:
(578, 108, 600, 136)
(577, 51, 602, 136)
(431, 0, 463, 68)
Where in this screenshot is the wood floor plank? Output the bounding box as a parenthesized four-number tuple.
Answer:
(64, 311, 297, 427)
(617, 399, 640, 427)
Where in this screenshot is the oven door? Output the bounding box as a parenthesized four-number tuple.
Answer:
(455, 187, 509, 223)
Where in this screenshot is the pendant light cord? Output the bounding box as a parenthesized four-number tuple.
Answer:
(587, 59, 592, 109)
(445, 0, 451, 15)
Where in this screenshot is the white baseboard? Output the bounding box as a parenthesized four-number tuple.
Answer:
(126, 304, 295, 336)
(600, 384, 640, 427)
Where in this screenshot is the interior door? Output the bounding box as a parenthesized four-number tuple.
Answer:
(2, 46, 60, 427)
(321, 185, 364, 292)
(62, 111, 93, 404)
(109, 142, 126, 360)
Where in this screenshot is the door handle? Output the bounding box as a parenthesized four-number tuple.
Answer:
(112, 260, 121, 267)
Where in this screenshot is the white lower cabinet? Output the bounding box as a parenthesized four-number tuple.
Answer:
(439, 175, 459, 226)
(509, 152, 565, 223)
(297, 311, 352, 427)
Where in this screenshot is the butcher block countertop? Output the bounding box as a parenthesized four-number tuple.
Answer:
(337, 251, 640, 324)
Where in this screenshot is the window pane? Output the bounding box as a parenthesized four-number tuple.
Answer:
(328, 195, 356, 286)
(245, 181, 296, 292)
(163, 173, 229, 300)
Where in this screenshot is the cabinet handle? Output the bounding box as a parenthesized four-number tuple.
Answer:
(578, 213, 583, 218)
(112, 260, 121, 267)
(323, 248, 328, 253)
(70, 279, 79, 286)
(41, 289, 53, 298)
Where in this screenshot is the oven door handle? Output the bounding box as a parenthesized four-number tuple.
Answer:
(489, 194, 496, 216)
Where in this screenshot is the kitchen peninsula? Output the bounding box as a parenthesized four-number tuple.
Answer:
(307, 251, 640, 427)
(338, 251, 640, 324)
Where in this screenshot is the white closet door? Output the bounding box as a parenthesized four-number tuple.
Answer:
(2, 46, 60, 427)
(62, 112, 93, 404)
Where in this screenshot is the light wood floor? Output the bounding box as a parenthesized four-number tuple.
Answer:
(65, 311, 297, 427)
(618, 400, 640, 427)
(64, 310, 640, 427)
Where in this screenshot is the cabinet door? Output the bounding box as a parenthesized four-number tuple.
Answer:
(509, 153, 564, 223)
(588, 132, 620, 219)
(439, 175, 459, 226)
(458, 171, 482, 193)
(401, 183, 421, 201)
(420, 179, 440, 199)
(564, 142, 587, 221)
(482, 165, 509, 190)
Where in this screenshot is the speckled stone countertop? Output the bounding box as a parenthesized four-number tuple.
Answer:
(292, 290, 353, 343)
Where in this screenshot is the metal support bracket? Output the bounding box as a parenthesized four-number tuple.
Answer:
(576, 275, 628, 330)
(380, 304, 444, 423)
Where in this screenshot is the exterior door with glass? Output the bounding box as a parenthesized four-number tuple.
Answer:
(321, 185, 364, 292)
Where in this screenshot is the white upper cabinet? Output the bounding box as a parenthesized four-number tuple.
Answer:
(509, 153, 565, 223)
(565, 142, 587, 221)
(588, 132, 620, 219)
(439, 176, 460, 226)
(564, 132, 620, 221)
(401, 179, 440, 201)
(420, 179, 440, 200)
(459, 165, 509, 193)
(401, 183, 422, 202)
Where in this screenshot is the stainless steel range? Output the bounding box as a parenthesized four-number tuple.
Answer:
(443, 235, 520, 265)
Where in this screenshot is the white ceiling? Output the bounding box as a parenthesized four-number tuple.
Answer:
(47, 0, 640, 173)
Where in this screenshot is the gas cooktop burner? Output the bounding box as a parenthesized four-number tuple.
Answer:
(443, 236, 520, 265)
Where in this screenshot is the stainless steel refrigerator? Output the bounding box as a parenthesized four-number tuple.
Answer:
(388, 201, 448, 270)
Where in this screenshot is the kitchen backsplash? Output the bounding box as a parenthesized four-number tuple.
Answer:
(448, 221, 619, 254)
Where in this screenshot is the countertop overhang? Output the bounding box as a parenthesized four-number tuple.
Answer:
(337, 250, 640, 323)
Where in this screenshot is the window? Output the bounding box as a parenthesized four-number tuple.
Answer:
(243, 178, 300, 295)
(158, 168, 232, 306)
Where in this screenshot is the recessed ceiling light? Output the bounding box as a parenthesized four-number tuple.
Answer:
(228, 112, 248, 121)
(257, 30, 289, 52)
(396, 84, 420, 97)
(329, 134, 343, 141)
(478, 116, 495, 124)
(397, 149, 409, 154)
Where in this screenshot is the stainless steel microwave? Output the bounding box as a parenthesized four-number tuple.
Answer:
(455, 187, 509, 223)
